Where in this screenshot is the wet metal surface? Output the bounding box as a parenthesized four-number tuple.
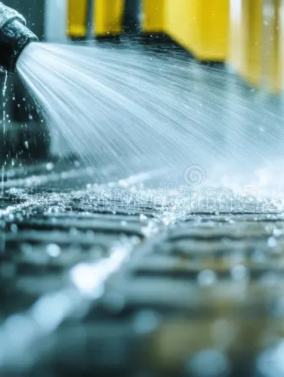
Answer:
(0, 162, 283, 377)
(2, 34, 284, 377)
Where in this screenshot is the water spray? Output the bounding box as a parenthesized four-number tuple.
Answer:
(0, 2, 38, 72)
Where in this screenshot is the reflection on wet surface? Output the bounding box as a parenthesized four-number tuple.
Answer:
(0, 160, 283, 377)
(2, 36, 284, 376)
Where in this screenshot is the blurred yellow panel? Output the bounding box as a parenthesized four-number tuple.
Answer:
(68, 0, 87, 38)
(229, 0, 283, 94)
(95, 0, 124, 36)
(262, 0, 283, 93)
(228, 0, 244, 73)
(228, 0, 262, 86)
(142, 0, 165, 32)
(242, 0, 262, 86)
(68, 0, 124, 38)
(199, 1, 230, 61)
(166, 0, 199, 53)
(165, 0, 229, 61)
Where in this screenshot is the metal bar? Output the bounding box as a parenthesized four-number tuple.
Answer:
(86, 0, 95, 40)
(123, 0, 141, 33)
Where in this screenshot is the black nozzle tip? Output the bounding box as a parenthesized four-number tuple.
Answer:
(0, 2, 38, 72)
(0, 19, 38, 72)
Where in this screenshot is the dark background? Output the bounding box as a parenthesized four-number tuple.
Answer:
(0, 0, 49, 162)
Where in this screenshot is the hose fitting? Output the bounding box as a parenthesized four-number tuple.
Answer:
(0, 2, 38, 72)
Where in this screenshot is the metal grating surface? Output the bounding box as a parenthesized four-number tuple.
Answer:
(0, 164, 283, 377)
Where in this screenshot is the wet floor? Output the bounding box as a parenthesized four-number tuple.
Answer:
(0, 159, 283, 377)
(1, 38, 284, 376)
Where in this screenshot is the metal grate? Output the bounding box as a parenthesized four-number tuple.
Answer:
(0, 164, 283, 376)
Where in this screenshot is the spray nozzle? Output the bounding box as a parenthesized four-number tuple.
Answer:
(0, 2, 38, 73)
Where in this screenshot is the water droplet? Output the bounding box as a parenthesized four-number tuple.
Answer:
(139, 214, 147, 222)
(187, 350, 229, 377)
(231, 264, 248, 281)
(268, 237, 277, 248)
(198, 270, 217, 286)
(46, 244, 61, 258)
(46, 162, 54, 171)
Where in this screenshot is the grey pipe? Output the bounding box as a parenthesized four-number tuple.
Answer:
(86, 0, 95, 40)
(124, 0, 141, 33)
(0, 2, 38, 72)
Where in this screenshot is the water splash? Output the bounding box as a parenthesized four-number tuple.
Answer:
(16, 42, 284, 195)
(1, 70, 7, 194)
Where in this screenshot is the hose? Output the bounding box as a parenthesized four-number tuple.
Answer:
(0, 2, 38, 72)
